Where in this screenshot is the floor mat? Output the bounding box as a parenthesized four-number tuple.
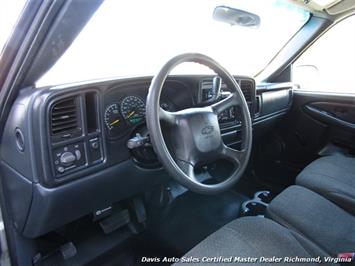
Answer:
(147, 190, 248, 255)
(89, 190, 247, 266)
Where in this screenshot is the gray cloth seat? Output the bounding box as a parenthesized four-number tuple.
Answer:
(296, 153, 355, 215)
(266, 185, 355, 258)
(174, 216, 331, 266)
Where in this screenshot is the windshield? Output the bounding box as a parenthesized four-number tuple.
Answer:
(37, 0, 309, 87)
(0, 1, 26, 54)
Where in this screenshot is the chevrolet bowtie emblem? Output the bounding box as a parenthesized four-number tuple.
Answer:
(201, 125, 214, 135)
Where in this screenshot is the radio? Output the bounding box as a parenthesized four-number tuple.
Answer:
(218, 107, 237, 123)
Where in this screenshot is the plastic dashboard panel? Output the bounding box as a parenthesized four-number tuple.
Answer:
(252, 83, 293, 138)
(255, 83, 293, 120)
(0, 76, 194, 237)
(0, 76, 292, 238)
(259, 89, 292, 117)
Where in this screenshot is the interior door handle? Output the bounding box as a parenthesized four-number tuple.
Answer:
(304, 105, 355, 132)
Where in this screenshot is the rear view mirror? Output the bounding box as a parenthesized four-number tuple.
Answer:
(213, 6, 260, 28)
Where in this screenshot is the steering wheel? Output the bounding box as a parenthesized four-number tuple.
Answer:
(146, 53, 252, 194)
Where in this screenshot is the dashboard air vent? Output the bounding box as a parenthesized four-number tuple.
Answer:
(240, 80, 253, 102)
(51, 97, 80, 136)
(200, 80, 213, 101)
(200, 78, 254, 103)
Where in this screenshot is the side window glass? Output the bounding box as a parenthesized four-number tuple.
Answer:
(293, 15, 355, 94)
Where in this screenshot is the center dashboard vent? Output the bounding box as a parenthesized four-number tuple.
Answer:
(200, 78, 254, 103)
(50, 97, 81, 138)
(240, 80, 253, 102)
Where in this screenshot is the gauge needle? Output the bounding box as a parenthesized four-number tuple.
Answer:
(110, 119, 120, 126)
(126, 111, 135, 119)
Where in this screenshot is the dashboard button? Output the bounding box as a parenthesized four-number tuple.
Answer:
(75, 150, 81, 160)
(60, 151, 76, 166)
(88, 138, 102, 163)
(90, 138, 99, 150)
(57, 166, 65, 173)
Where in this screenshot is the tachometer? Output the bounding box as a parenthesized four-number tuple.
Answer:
(104, 103, 125, 138)
(121, 96, 146, 125)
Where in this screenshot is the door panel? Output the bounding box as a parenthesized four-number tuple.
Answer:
(304, 102, 355, 131)
(282, 91, 355, 167)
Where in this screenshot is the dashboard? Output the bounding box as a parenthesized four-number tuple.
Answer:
(0, 75, 293, 238)
(42, 76, 254, 183)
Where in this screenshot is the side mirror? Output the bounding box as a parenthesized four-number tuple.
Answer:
(293, 64, 319, 89)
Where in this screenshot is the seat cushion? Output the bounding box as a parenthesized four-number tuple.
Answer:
(266, 185, 355, 257)
(296, 153, 355, 215)
(174, 216, 330, 266)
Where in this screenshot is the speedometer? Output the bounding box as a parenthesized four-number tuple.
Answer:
(104, 103, 125, 138)
(121, 96, 146, 125)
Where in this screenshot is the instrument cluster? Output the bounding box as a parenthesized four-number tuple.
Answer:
(104, 95, 146, 139)
(104, 94, 173, 139)
(103, 80, 193, 140)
